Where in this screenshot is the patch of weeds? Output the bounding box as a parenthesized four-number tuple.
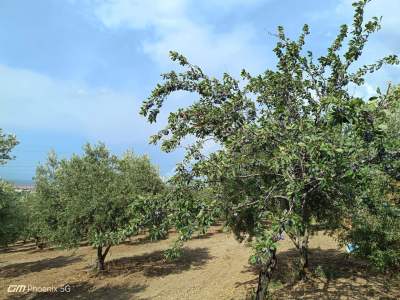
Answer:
(284, 258, 301, 283)
(313, 264, 339, 280)
(269, 279, 284, 291)
(314, 265, 327, 279)
(245, 288, 256, 300)
(366, 288, 375, 297)
(244, 282, 282, 300)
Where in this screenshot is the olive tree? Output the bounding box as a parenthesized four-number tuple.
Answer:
(34, 143, 166, 271)
(0, 181, 21, 246)
(140, 1, 398, 298)
(0, 129, 19, 246)
(118, 150, 168, 240)
(16, 190, 52, 248)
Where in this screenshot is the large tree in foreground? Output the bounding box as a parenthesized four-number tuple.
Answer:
(34, 143, 166, 271)
(141, 0, 398, 298)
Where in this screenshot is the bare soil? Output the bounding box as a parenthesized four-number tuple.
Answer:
(0, 227, 399, 299)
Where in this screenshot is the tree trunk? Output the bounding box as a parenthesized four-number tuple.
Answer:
(96, 245, 111, 271)
(35, 236, 45, 249)
(255, 248, 277, 300)
(298, 226, 309, 280)
(96, 246, 105, 271)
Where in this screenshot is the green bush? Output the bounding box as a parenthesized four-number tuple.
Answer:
(347, 201, 400, 271)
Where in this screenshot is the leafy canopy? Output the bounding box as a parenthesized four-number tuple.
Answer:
(0, 129, 18, 165)
(140, 0, 399, 289)
(0, 128, 19, 246)
(34, 143, 166, 251)
(338, 85, 400, 270)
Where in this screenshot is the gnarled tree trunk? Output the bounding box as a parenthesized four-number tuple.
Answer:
(255, 248, 277, 300)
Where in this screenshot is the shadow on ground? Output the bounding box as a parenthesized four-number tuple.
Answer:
(0, 243, 39, 255)
(121, 229, 219, 247)
(0, 255, 83, 278)
(192, 231, 219, 240)
(6, 282, 148, 300)
(237, 247, 400, 300)
(98, 247, 212, 278)
(3, 247, 212, 299)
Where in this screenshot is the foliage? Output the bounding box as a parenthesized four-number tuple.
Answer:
(141, 0, 399, 297)
(30, 150, 62, 246)
(16, 191, 50, 247)
(0, 128, 18, 165)
(33, 143, 166, 270)
(339, 85, 400, 271)
(164, 181, 218, 260)
(339, 170, 400, 270)
(347, 199, 400, 271)
(0, 128, 20, 246)
(0, 181, 23, 246)
(118, 151, 168, 240)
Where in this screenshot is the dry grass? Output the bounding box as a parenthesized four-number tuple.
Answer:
(0, 228, 399, 299)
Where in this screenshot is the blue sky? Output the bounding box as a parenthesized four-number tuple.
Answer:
(1, 0, 399, 183)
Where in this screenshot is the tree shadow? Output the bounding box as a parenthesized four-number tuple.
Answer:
(97, 247, 212, 278)
(192, 231, 218, 240)
(0, 243, 39, 254)
(26, 247, 56, 255)
(121, 235, 167, 246)
(120, 228, 219, 246)
(6, 282, 148, 300)
(236, 247, 400, 299)
(0, 241, 60, 255)
(0, 255, 83, 278)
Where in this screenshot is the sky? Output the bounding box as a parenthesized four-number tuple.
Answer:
(0, 0, 399, 184)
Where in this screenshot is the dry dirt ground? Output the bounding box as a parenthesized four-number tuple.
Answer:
(0, 227, 399, 300)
